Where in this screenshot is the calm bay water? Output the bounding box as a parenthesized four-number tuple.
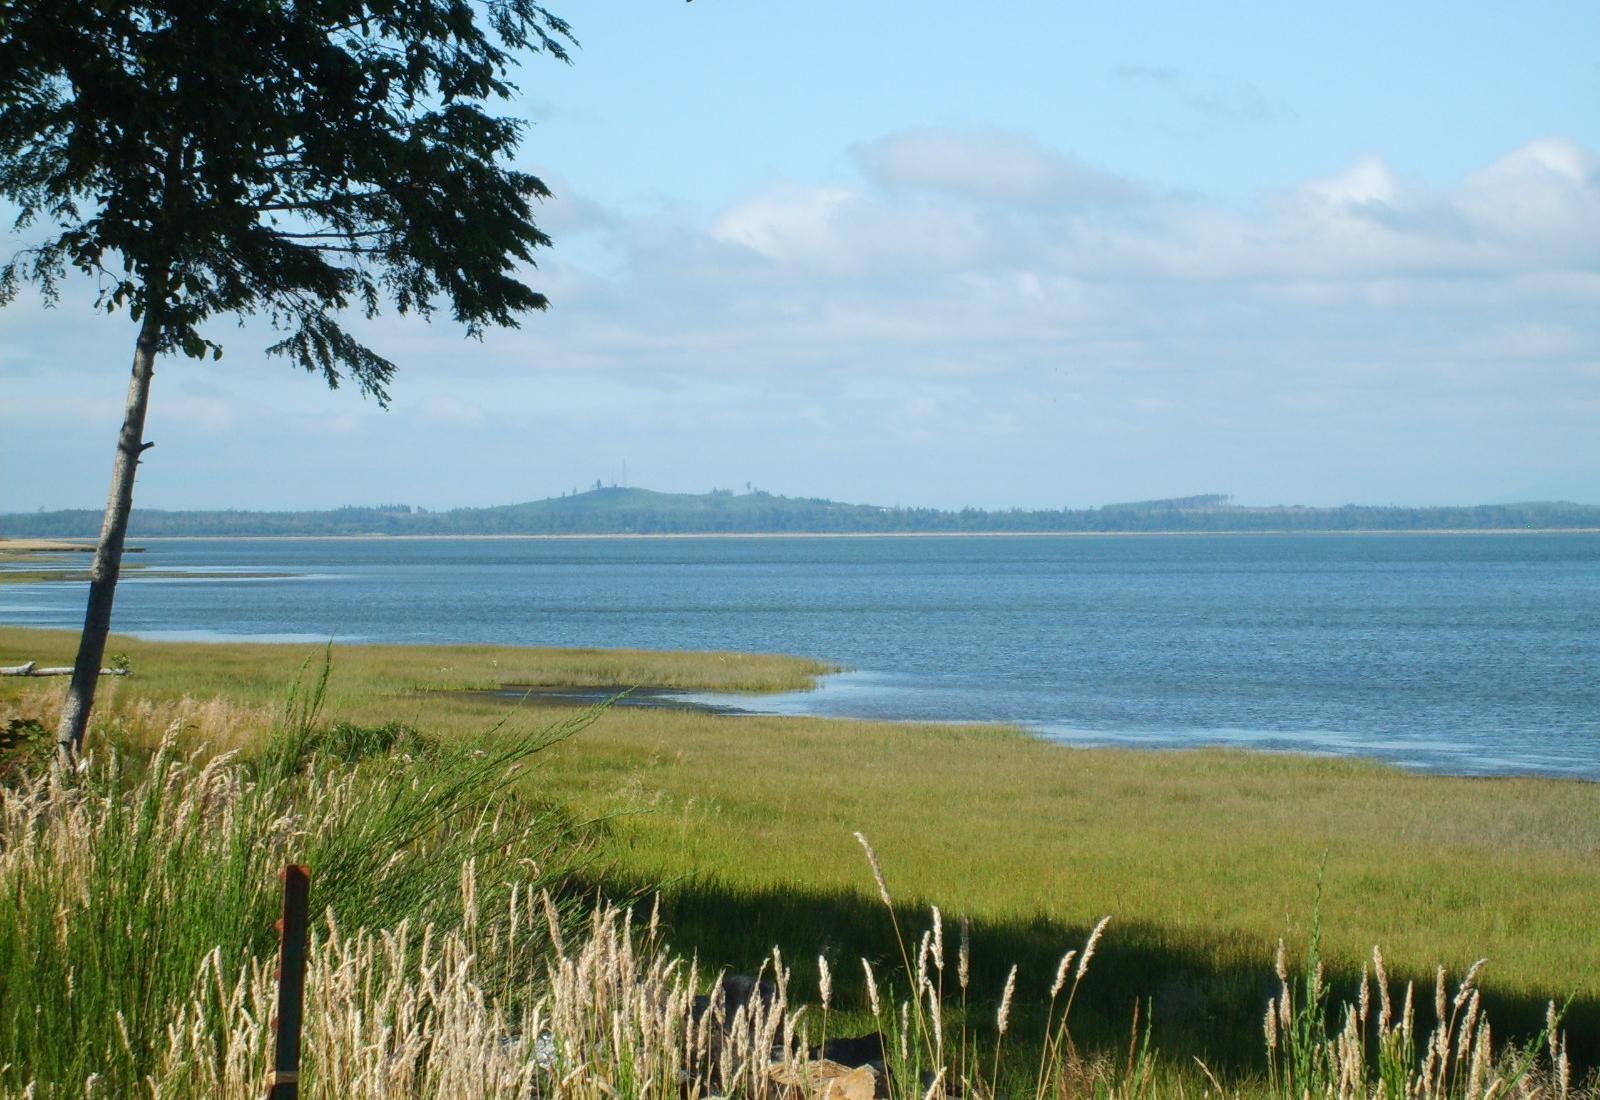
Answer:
(4, 533, 1597, 780)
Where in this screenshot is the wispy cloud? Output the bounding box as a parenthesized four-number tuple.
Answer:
(1115, 64, 1297, 124)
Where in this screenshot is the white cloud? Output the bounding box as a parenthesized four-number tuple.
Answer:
(710, 184, 862, 264)
(5, 132, 1598, 510)
(691, 133, 1600, 291)
(1457, 137, 1600, 258)
(850, 128, 1140, 208)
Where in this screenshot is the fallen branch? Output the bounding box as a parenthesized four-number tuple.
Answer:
(0, 661, 130, 677)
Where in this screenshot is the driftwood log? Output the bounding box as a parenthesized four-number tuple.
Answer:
(0, 661, 129, 677)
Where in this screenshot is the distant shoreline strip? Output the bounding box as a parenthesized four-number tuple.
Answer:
(79, 527, 1600, 542)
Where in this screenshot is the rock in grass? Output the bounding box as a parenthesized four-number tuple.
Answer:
(769, 1059, 879, 1100)
(691, 972, 779, 1024)
(811, 1031, 886, 1070)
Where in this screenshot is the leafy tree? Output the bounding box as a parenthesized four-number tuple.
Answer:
(0, 0, 574, 757)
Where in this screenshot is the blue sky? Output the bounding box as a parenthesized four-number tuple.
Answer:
(3, 0, 1598, 512)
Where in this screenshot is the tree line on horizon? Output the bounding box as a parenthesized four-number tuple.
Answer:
(5, 489, 1598, 538)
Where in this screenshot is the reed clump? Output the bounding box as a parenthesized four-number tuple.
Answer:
(1262, 932, 1577, 1100)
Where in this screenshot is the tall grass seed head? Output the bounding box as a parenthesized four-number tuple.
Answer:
(916, 929, 932, 994)
(1077, 916, 1110, 979)
(997, 964, 1018, 1036)
(1455, 959, 1488, 1010)
(1050, 950, 1077, 998)
(862, 958, 881, 1017)
(1374, 946, 1393, 1031)
(853, 832, 893, 908)
(958, 917, 971, 993)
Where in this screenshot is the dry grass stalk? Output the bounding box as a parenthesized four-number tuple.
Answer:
(1261, 939, 1573, 1100)
(126, 880, 818, 1100)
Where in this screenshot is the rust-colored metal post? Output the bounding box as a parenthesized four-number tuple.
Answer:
(267, 864, 311, 1099)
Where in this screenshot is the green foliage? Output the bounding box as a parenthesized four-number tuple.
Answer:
(0, 0, 574, 400)
(0, 715, 51, 782)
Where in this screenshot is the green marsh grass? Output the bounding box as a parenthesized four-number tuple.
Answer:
(541, 706, 1600, 1074)
(0, 625, 833, 701)
(825, 837, 1582, 1100)
(1, 759, 1584, 1099)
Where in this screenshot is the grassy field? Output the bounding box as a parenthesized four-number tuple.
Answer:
(3, 624, 1596, 1086)
(0, 625, 832, 697)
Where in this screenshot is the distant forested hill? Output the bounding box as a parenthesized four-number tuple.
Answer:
(5, 489, 1599, 537)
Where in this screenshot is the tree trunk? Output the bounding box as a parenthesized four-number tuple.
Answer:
(55, 309, 162, 762)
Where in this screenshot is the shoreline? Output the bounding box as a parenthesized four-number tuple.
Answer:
(465, 679, 1599, 786)
(6, 535, 1596, 784)
(26, 526, 1600, 542)
(455, 683, 755, 716)
(9, 624, 1582, 786)
(6, 626, 1593, 789)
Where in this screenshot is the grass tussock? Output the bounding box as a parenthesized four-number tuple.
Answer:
(0, 665, 595, 1097)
